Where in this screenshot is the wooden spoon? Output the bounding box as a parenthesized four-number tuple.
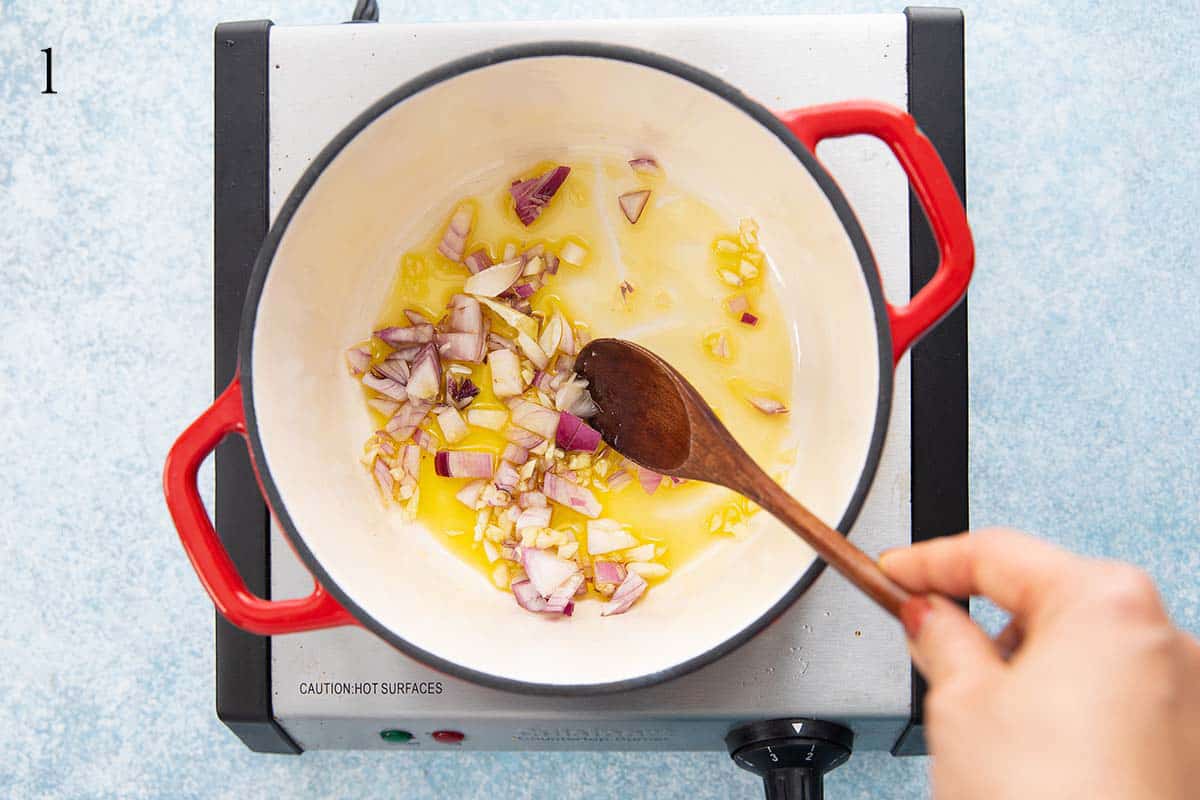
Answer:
(576, 338, 910, 618)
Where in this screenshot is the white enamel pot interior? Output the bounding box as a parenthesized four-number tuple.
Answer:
(242, 44, 891, 693)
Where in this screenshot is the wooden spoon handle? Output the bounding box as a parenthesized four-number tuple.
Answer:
(742, 472, 911, 619)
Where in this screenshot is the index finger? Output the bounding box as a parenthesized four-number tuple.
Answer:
(879, 527, 1084, 622)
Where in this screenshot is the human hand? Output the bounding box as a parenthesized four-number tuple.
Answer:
(880, 528, 1200, 800)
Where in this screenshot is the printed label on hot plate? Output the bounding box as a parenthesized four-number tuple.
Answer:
(296, 680, 445, 696)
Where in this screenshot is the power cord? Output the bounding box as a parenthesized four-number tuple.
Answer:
(351, 0, 379, 22)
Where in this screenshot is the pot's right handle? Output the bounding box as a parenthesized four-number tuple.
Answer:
(163, 377, 353, 635)
(780, 101, 974, 363)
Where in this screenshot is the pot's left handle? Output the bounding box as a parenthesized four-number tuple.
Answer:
(163, 377, 354, 635)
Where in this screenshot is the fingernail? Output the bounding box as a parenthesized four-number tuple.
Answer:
(877, 548, 898, 570)
(899, 596, 933, 640)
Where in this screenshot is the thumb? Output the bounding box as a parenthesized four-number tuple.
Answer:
(901, 595, 1002, 685)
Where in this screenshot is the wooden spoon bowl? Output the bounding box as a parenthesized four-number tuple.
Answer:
(576, 337, 910, 618)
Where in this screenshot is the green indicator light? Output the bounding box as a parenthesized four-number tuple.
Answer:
(380, 729, 413, 743)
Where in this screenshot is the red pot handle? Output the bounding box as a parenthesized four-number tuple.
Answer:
(780, 101, 974, 362)
(163, 377, 354, 635)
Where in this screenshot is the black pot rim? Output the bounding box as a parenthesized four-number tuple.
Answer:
(238, 41, 894, 696)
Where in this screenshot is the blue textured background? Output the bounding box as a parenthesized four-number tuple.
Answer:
(1, 1, 1196, 797)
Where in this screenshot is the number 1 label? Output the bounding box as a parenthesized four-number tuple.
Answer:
(41, 47, 57, 94)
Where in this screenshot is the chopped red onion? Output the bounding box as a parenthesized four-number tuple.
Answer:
(406, 343, 442, 401)
(508, 398, 560, 439)
(628, 157, 662, 176)
(518, 491, 548, 509)
(515, 506, 552, 531)
(373, 433, 396, 457)
(511, 579, 548, 613)
(463, 249, 493, 275)
(456, 478, 487, 509)
(618, 190, 651, 224)
(375, 324, 434, 345)
(509, 165, 571, 226)
(543, 252, 559, 275)
(638, 467, 664, 495)
(593, 560, 626, 585)
(368, 397, 400, 417)
(501, 443, 529, 465)
(543, 473, 601, 518)
(413, 428, 436, 453)
(363, 369, 408, 401)
(373, 457, 393, 497)
(404, 309, 430, 326)
(512, 281, 536, 298)
(555, 412, 601, 452)
(748, 396, 789, 415)
(436, 406, 469, 443)
(494, 460, 520, 491)
(502, 426, 543, 448)
(434, 450, 494, 479)
(345, 345, 371, 375)
(447, 294, 483, 333)
(387, 343, 424, 361)
(437, 204, 473, 262)
(484, 487, 512, 508)
(545, 572, 584, 613)
(373, 356, 410, 384)
(436, 331, 486, 363)
(446, 375, 481, 408)
(531, 370, 553, 392)
(522, 547, 580, 597)
(600, 571, 648, 616)
(740, 312, 759, 326)
(385, 400, 431, 440)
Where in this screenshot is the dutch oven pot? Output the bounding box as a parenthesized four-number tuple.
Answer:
(164, 43, 972, 694)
